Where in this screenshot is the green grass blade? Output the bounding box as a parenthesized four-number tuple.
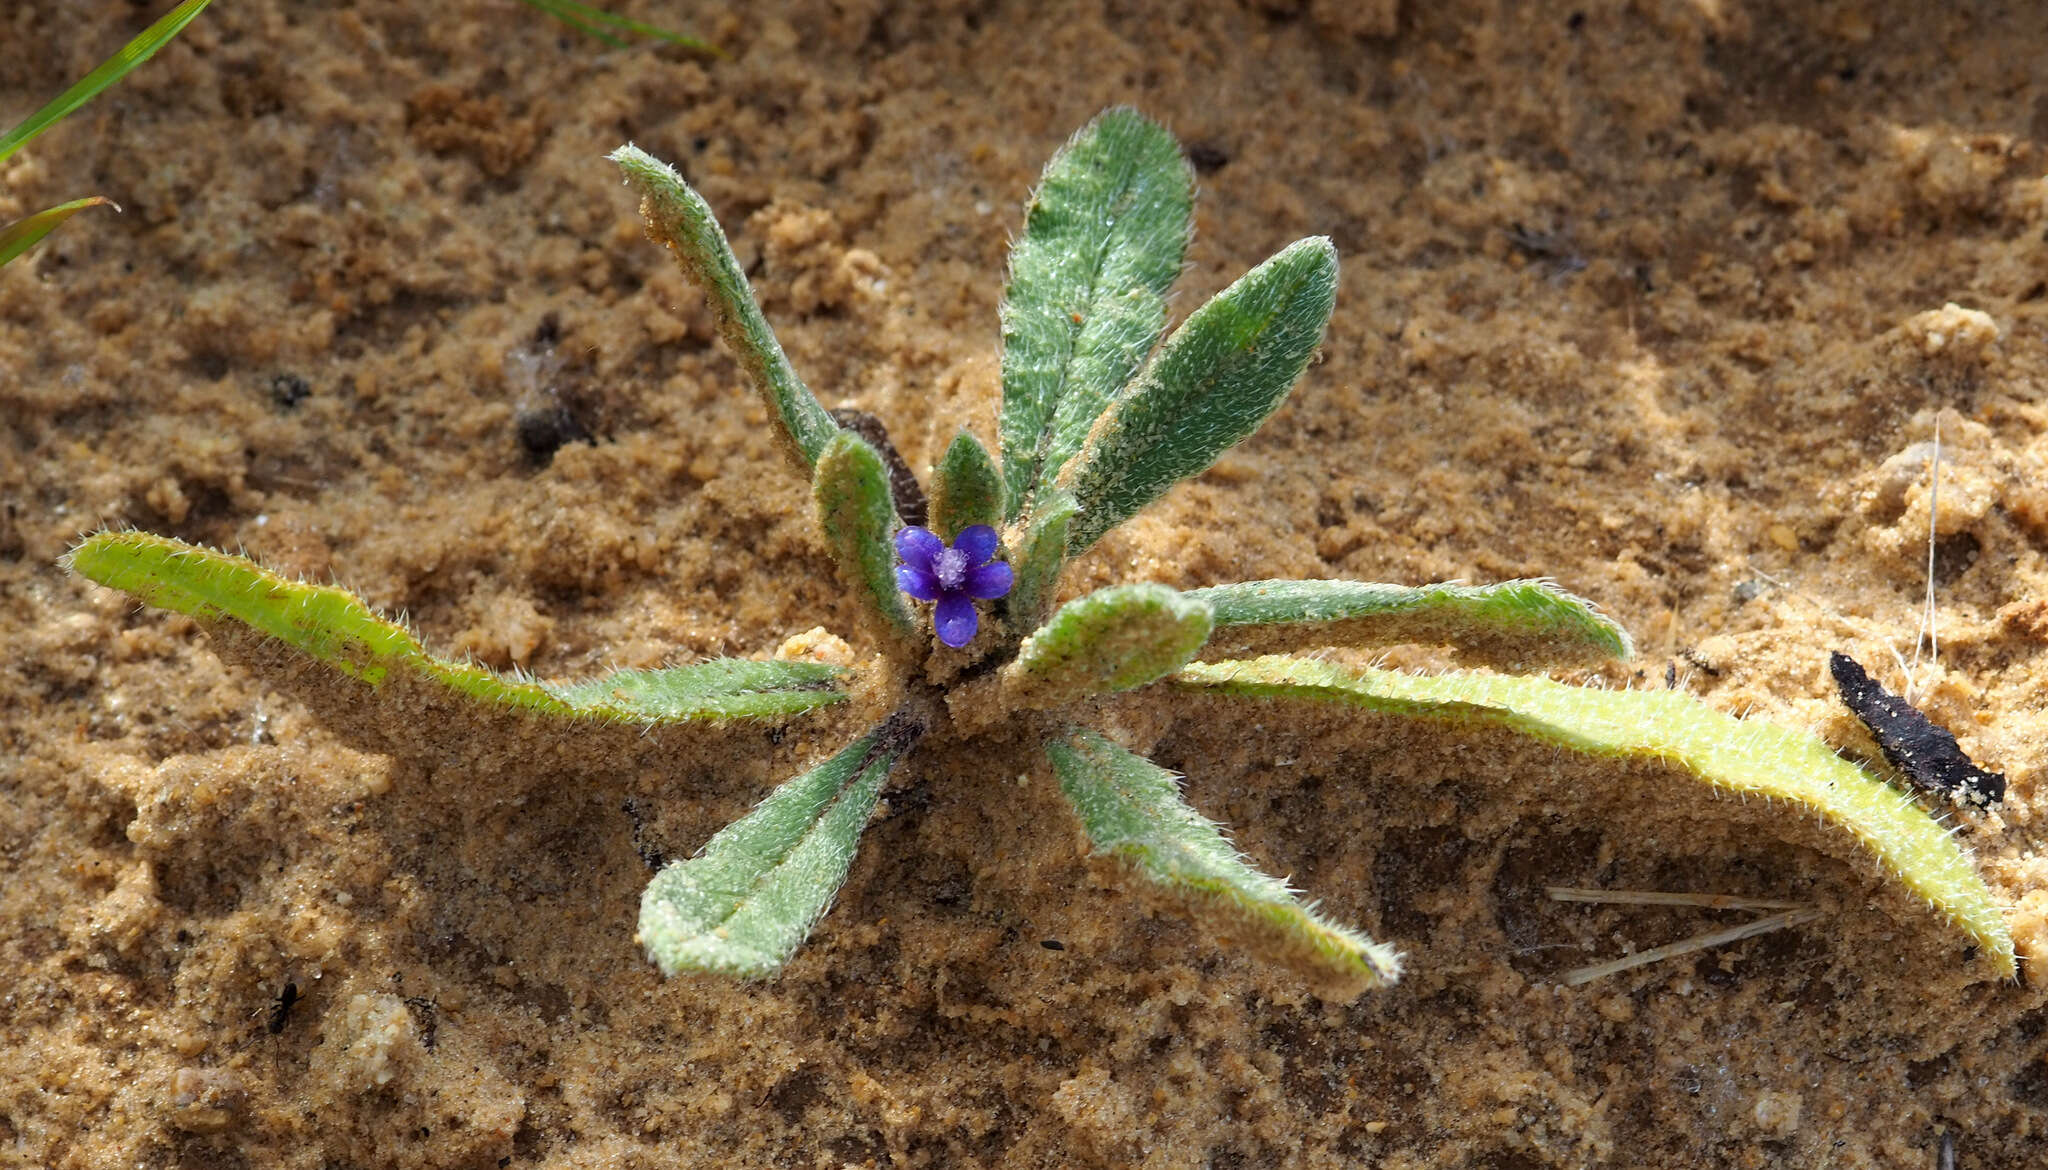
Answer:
(928, 431, 1006, 541)
(610, 145, 840, 471)
(0, 196, 116, 267)
(0, 0, 214, 165)
(813, 431, 916, 642)
(999, 108, 1193, 519)
(65, 530, 845, 723)
(1177, 655, 2016, 978)
(1047, 728, 1403, 995)
(1005, 584, 1212, 709)
(1057, 237, 1338, 554)
(639, 715, 920, 977)
(511, 0, 720, 53)
(1188, 578, 1632, 667)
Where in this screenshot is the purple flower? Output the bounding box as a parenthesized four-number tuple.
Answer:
(895, 524, 1014, 648)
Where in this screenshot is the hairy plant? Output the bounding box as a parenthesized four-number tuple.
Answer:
(70, 109, 2014, 995)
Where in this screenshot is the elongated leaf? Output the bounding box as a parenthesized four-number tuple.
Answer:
(999, 108, 1193, 518)
(928, 431, 1005, 540)
(1058, 237, 1338, 553)
(813, 430, 915, 640)
(1005, 584, 1212, 708)
(0, 0, 214, 166)
(1003, 488, 1077, 636)
(1048, 728, 1402, 994)
(1178, 655, 2016, 978)
(1188, 578, 1631, 666)
(640, 715, 921, 977)
(610, 145, 840, 470)
(66, 530, 845, 723)
(0, 196, 115, 267)
(511, 0, 719, 53)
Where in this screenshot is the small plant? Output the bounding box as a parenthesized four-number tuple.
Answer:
(69, 109, 2014, 995)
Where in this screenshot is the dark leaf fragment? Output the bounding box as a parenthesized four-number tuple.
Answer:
(1829, 651, 2004, 810)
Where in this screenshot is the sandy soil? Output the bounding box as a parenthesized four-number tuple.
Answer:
(6, 1, 2048, 1166)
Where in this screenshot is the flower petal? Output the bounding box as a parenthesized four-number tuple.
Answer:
(897, 565, 940, 601)
(895, 526, 943, 572)
(933, 593, 979, 648)
(952, 524, 1000, 566)
(963, 560, 1014, 600)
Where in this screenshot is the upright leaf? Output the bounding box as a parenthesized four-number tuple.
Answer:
(611, 145, 840, 470)
(1048, 728, 1403, 995)
(65, 530, 845, 722)
(1189, 578, 1632, 666)
(813, 431, 915, 641)
(1058, 237, 1338, 553)
(1003, 488, 1077, 636)
(640, 714, 923, 977)
(0, 197, 116, 267)
(1178, 655, 2016, 978)
(999, 108, 1193, 518)
(1005, 584, 1212, 709)
(928, 431, 1005, 540)
(0, 0, 215, 166)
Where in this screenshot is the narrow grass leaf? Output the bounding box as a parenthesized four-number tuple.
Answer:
(1188, 578, 1632, 666)
(1058, 237, 1338, 553)
(0, 0, 214, 165)
(813, 430, 916, 641)
(640, 716, 919, 977)
(1005, 584, 1213, 708)
(610, 145, 840, 470)
(928, 431, 1006, 540)
(1048, 728, 1403, 994)
(0, 197, 116, 267)
(66, 530, 844, 723)
(511, 0, 719, 53)
(1177, 655, 2016, 977)
(999, 108, 1193, 518)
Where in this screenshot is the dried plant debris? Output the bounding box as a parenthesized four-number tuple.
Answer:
(1830, 651, 2005, 811)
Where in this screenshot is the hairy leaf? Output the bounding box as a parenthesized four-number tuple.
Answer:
(1188, 578, 1631, 666)
(928, 431, 1006, 540)
(1048, 728, 1402, 995)
(1058, 237, 1338, 553)
(640, 715, 921, 977)
(1178, 655, 2016, 978)
(813, 431, 916, 641)
(999, 108, 1193, 518)
(1005, 584, 1212, 708)
(611, 145, 840, 470)
(66, 531, 844, 723)
(1003, 488, 1078, 636)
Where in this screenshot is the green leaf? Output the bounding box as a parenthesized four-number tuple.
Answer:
(65, 530, 845, 723)
(610, 145, 840, 470)
(927, 431, 1006, 541)
(1058, 237, 1339, 554)
(1177, 655, 2016, 978)
(813, 431, 916, 641)
(1047, 728, 1402, 995)
(0, 0, 214, 166)
(1188, 578, 1632, 666)
(0, 196, 116, 267)
(640, 715, 921, 978)
(999, 108, 1193, 519)
(1005, 584, 1212, 709)
(510, 0, 720, 53)
(1003, 488, 1078, 636)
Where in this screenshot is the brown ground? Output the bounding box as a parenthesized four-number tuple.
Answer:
(6, 1, 2048, 1166)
